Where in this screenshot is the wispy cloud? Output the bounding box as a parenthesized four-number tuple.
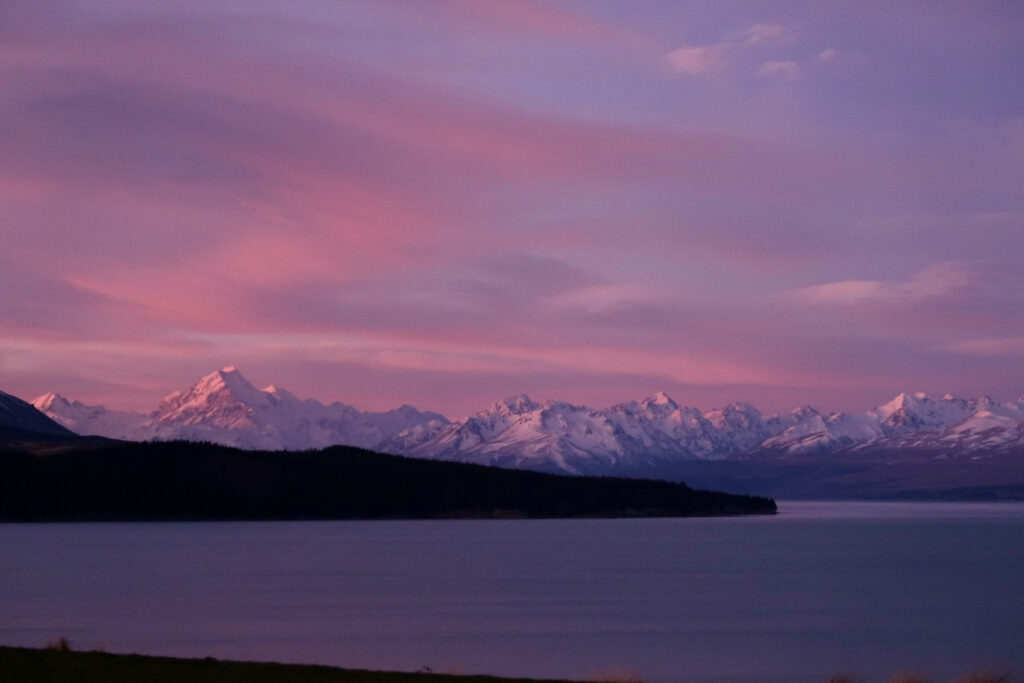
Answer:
(946, 337, 1024, 356)
(665, 23, 798, 78)
(664, 44, 727, 75)
(795, 263, 974, 305)
(739, 23, 795, 47)
(757, 61, 801, 79)
(545, 283, 664, 315)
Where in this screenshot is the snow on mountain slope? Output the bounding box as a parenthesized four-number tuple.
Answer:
(760, 407, 885, 454)
(602, 394, 732, 461)
(868, 392, 976, 434)
(764, 393, 1024, 458)
(387, 393, 785, 472)
(387, 390, 1024, 473)
(702, 402, 771, 452)
(35, 367, 447, 451)
(32, 393, 146, 438)
(30, 370, 1024, 472)
(390, 394, 657, 474)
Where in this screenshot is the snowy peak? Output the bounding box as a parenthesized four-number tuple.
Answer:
(641, 391, 679, 410)
(32, 392, 66, 412)
(31, 368, 447, 451)
(702, 402, 768, 450)
(151, 367, 267, 430)
(32, 392, 146, 438)
(762, 407, 884, 455)
(489, 394, 540, 416)
(873, 391, 927, 421)
(393, 386, 1024, 472)
(869, 391, 973, 434)
(190, 367, 266, 405)
(0, 389, 75, 438)
(137, 368, 448, 450)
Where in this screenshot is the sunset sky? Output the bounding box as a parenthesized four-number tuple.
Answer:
(2, 1, 1022, 417)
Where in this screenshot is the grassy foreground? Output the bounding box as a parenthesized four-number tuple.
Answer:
(0, 646, 578, 683)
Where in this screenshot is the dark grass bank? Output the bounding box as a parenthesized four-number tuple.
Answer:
(0, 646, 577, 683)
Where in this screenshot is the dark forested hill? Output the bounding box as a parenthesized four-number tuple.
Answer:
(0, 440, 776, 521)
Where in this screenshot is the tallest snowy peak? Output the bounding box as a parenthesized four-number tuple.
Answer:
(489, 394, 540, 416)
(161, 367, 268, 414)
(641, 392, 679, 410)
(197, 367, 254, 393)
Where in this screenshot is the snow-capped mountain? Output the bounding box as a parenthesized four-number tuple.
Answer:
(31, 369, 1024, 475)
(384, 393, 783, 472)
(1, 389, 75, 438)
(33, 393, 147, 437)
(33, 367, 447, 451)
(851, 393, 1024, 457)
(382, 390, 1024, 474)
(759, 407, 885, 455)
(868, 391, 976, 434)
(389, 395, 632, 474)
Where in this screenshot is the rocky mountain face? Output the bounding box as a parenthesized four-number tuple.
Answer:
(32, 370, 1024, 473)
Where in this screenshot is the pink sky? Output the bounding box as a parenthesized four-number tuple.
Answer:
(2, 1, 1022, 417)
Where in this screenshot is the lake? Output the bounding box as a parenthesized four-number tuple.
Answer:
(2, 502, 1023, 682)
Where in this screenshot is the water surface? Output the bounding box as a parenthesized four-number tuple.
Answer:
(2, 502, 1023, 682)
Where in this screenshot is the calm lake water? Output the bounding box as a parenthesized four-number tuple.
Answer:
(2, 502, 1023, 682)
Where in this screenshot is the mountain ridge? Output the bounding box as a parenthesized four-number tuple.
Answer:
(29, 368, 1024, 476)
(0, 389, 77, 440)
(33, 368, 448, 452)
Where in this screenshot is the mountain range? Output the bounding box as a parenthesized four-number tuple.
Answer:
(31, 368, 1024, 478)
(33, 367, 448, 452)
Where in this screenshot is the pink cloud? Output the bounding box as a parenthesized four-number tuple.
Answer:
(664, 45, 727, 75)
(795, 263, 974, 305)
(757, 61, 801, 79)
(946, 337, 1024, 356)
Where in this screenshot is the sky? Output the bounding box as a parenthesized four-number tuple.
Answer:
(1, 0, 1022, 418)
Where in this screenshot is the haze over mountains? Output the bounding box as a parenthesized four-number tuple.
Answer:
(32, 368, 1024, 477)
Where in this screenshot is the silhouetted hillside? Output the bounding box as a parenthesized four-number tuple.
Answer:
(0, 440, 776, 521)
(0, 390, 75, 440)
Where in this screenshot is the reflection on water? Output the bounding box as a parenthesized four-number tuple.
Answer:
(2, 502, 1023, 683)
